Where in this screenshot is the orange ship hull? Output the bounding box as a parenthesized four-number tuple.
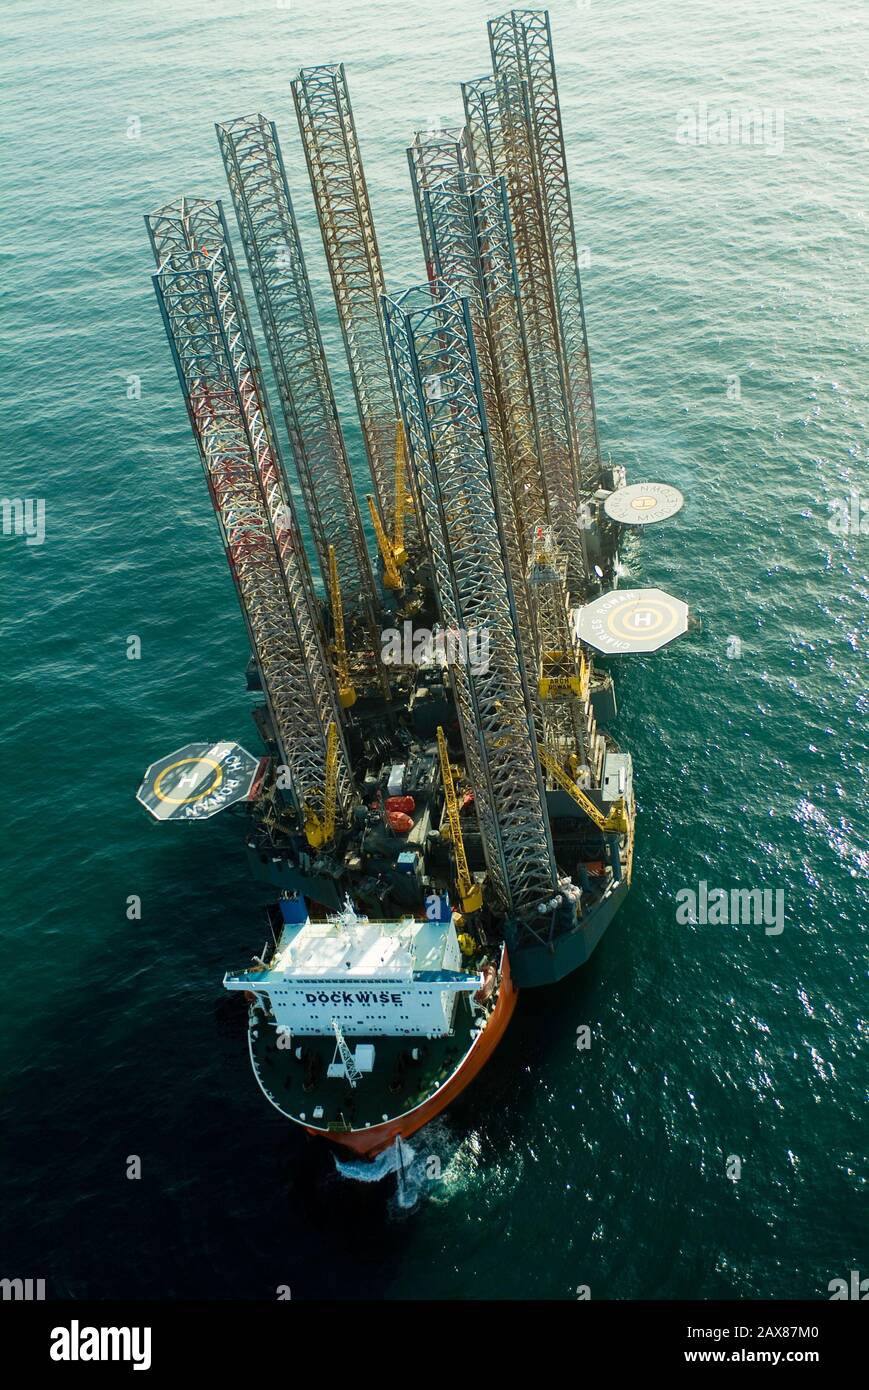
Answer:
(302, 953, 518, 1158)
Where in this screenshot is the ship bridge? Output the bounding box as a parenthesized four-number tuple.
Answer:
(224, 898, 482, 1038)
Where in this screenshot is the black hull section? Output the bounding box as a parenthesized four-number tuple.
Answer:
(505, 877, 630, 987)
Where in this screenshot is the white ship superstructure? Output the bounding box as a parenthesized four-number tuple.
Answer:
(224, 897, 483, 1040)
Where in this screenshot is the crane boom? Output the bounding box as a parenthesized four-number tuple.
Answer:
(305, 721, 340, 848)
(327, 546, 356, 709)
(366, 494, 402, 591)
(539, 750, 629, 834)
(364, 420, 410, 591)
(330, 1017, 361, 1087)
(436, 726, 483, 914)
(391, 421, 409, 567)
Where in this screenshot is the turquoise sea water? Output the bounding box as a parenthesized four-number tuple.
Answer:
(1, 0, 866, 1299)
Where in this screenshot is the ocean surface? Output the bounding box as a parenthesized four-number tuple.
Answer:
(1, 0, 866, 1300)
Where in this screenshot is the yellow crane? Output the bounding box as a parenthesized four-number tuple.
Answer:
(391, 420, 409, 568)
(327, 544, 356, 709)
(436, 726, 483, 914)
(539, 750, 630, 834)
(304, 721, 339, 848)
(366, 421, 410, 591)
(366, 495, 402, 591)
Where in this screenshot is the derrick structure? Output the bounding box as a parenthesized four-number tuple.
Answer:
(215, 114, 383, 675)
(461, 71, 590, 599)
(383, 281, 563, 928)
(292, 63, 420, 551)
(488, 9, 605, 502)
(146, 198, 355, 828)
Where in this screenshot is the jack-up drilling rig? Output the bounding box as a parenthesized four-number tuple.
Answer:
(138, 9, 686, 1160)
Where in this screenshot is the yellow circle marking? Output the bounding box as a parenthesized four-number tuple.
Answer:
(606, 598, 682, 642)
(630, 496, 658, 511)
(153, 756, 224, 805)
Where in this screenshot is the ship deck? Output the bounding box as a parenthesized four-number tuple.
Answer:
(248, 988, 482, 1135)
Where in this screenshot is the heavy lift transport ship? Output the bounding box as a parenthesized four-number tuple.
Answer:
(137, 9, 687, 1160)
